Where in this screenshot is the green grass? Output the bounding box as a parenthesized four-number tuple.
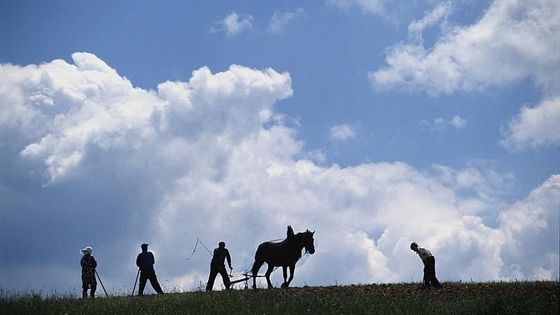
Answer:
(1, 281, 558, 314)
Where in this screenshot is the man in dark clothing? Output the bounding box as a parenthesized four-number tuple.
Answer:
(410, 242, 442, 288)
(80, 246, 97, 299)
(206, 241, 233, 291)
(136, 243, 164, 296)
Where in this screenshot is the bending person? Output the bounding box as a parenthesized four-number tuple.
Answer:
(410, 242, 442, 289)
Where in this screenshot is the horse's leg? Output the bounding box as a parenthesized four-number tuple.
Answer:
(286, 264, 295, 287)
(251, 260, 264, 289)
(265, 264, 274, 289)
(281, 266, 288, 288)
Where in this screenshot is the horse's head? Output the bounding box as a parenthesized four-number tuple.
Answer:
(302, 229, 315, 254)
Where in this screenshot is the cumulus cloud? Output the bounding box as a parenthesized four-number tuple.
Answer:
(327, 0, 385, 15)
(330, 124, 357, 141)
(501, 96, 560, 150)
(371, 0, 560, 149)
(499, 175, 560, 279)
(211, 12, 254, 36)
(371, 0, 560, 94)
(267, 8, 306, 34)
(0, 53, 558, 294)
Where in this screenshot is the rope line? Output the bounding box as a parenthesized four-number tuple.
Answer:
(185, 239, 199, 260)
(197, 238, 214, 256)
(185, 237, 214, 260)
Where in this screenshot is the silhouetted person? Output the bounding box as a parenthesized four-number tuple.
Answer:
(287, 225, 295, 239)
(80, 246, 97, 299)
(206, 241, 232, 291)
(410, 242, 441, 289)
(136, 243, 164, 295)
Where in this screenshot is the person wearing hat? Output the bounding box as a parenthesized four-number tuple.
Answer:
(80, 246, 97, 299)
(410, 242, 441, 289)
(206, 241, 233, 291)
(136, 243, 164, 296)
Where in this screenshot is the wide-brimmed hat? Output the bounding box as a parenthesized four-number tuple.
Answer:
(80, 246, 93, 255)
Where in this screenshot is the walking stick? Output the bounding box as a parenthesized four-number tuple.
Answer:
(95, 270, 109, 297)
(131, 269, 140, 296)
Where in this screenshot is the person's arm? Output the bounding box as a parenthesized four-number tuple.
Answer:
(226, 249, 232, 269)
(136, 254, 141, 268)
(92, 256, 97, 269)
(417, 248, 431, 262)
(149, 252, 155, 265)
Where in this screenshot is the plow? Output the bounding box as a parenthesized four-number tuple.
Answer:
(228, 271, 268, 289)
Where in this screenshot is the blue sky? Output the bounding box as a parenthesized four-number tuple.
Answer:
(1, 0, 559, 294)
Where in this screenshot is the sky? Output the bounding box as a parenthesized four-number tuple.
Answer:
(0, 0, 559, 295)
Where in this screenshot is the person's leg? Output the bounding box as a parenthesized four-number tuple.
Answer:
(148, 270, 164, 294)
(138, 271, 148, 296)
(82, 279, 88, 299)
(90, 278, 97, 298)
(206, 265, 218, 291)
(422, 263, 429, 288)
(430, 257, 441, 288)
(218, 266, 230, 289)
(425, 257, 439, 288)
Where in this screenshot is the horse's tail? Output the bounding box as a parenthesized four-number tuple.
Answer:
(252, 242, 268, 289)
(251, 258, 264, 275)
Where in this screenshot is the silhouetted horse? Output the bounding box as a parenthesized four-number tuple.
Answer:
(252, 226, 315, 289)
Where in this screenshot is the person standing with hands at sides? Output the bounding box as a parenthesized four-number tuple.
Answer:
(80, 246, 97, 299)
(410, 242, 442, 289)
(206, 241, 233, 291)
(136, 243, 164, 296)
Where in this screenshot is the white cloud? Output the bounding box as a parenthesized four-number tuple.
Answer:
(408, 2, 451, 40)
(371, 0, 560, 94)
(371, 0, 560, 149)
(212, 12, 254, 36)
(330, 123, 357, 141)
(449, 115, 467, 129)
(267, 8, 306, 34)
(501, 96, 560, 150)
(1, 53, 291, 184)
(327, 0, 385, 15)
(499, 175, 560, 279)
(421, 115, 467, 130)
(0, 53, 558, 294)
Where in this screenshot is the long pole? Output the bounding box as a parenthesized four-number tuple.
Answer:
(131, 269, 140, 296)
(95, 270, 109, 297)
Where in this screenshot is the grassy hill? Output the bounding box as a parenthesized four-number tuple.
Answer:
(1, 281, 558, 314)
